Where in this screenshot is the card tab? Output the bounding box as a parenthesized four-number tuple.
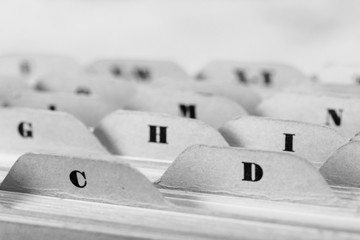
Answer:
(157, 145, 339, 205)
(5, 90, 115, 127)
(87, 59, 189, 81)
(0, 54, 80, 83)
(0, 108, 106, 152)
(149, 80, 261, 115)
(1, 153, 169, 208)
(35, 72, 136, 108)
(197, 61, 306, 87)
(220, 116, 347, 167)
(125, 86, 247, 129)
(257, 92, 360, 137)
(0, 108, 108, 177)
(0, 108, 107, 168)
(94, 110, 228, 160)
(316, 64, 360, 85)
(320, 141, 360, 188)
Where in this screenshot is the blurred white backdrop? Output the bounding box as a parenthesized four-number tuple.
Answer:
(0, 0, 359, 75)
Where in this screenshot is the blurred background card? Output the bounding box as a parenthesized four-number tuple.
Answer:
(1, 0, 359, 75)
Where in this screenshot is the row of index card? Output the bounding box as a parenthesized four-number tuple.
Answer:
(0, 53, 358, 239)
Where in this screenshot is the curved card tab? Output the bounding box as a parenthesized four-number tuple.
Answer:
(5, 90, 115, 127)
(94, 110, 228, 160)
(0, 153, 169, 208)
(320, 141, 360, 188)
(125, 86, 247, 129)
(197, 61, 306, 87)
(157, 145, 339, 205)
(87, 59, 190, 81)
(0, 54, 80, 82)
(0, 108, 107, 169)
(149, 80, 261, 115)
(316, 64, 360, 85)
(0, 108, 106, 152)
(257, 92, 360, 137)
(35, 72, 135, 108)
(220, 116, 347, 167)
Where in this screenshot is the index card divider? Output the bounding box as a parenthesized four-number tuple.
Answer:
(0, 152, 358, 207)
(1, 150, 360, 238)
(0, 153, 171, 209)
(157, 145, 341, 206)
(320, 141, 360, 188)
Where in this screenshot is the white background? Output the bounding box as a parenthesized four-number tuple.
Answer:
(0, 0, 359, 75)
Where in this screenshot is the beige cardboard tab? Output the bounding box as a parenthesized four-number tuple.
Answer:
(320, 141, 360, 188)
(157, 145, 339, 205)
(35, 72, 136, 108)
(198, 61, 306, 87)
(0, 108, 107, 152)
(220, 116, 347, 167)
(0, 54, 80, 83)
(316, 64, 360, 85)
(94, 110, 228, 160)
(1, 153, 169, 208)
(125, 87, 247, 129)
(87, 59, 189, 81)
(257, 92, 360, 137)
(149, 80, 261, 115)
(6, 90, 115, 127)
(0, 108, 107, 169)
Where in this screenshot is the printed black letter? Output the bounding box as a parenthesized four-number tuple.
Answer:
(149, 125, 167, 144)
(69, 170, 87, 188)
(242, 162, 263, 182)
(20, 60, 31, 75)
(234, 69, 248, 83)
(133, 67, 151, 81)
(326, 109, 343, 126)
(18, 122, 33, 138)
(48, 104, 57, 111)
(262, 70, 273, 85)
(75, 86, 91, 95)
(179, 104, 196, 118)
(111, 66, 122, 77)
(283, 133, 295, 152)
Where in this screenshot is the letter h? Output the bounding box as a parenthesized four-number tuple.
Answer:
(149, 125, 168, 144)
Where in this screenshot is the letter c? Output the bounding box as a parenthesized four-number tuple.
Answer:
(69, 170, 87, 188)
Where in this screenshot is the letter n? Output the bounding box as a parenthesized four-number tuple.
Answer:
(148, 125, 167, 144)
(242, 162, 263, 182)
(326, 109, 343, 126)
